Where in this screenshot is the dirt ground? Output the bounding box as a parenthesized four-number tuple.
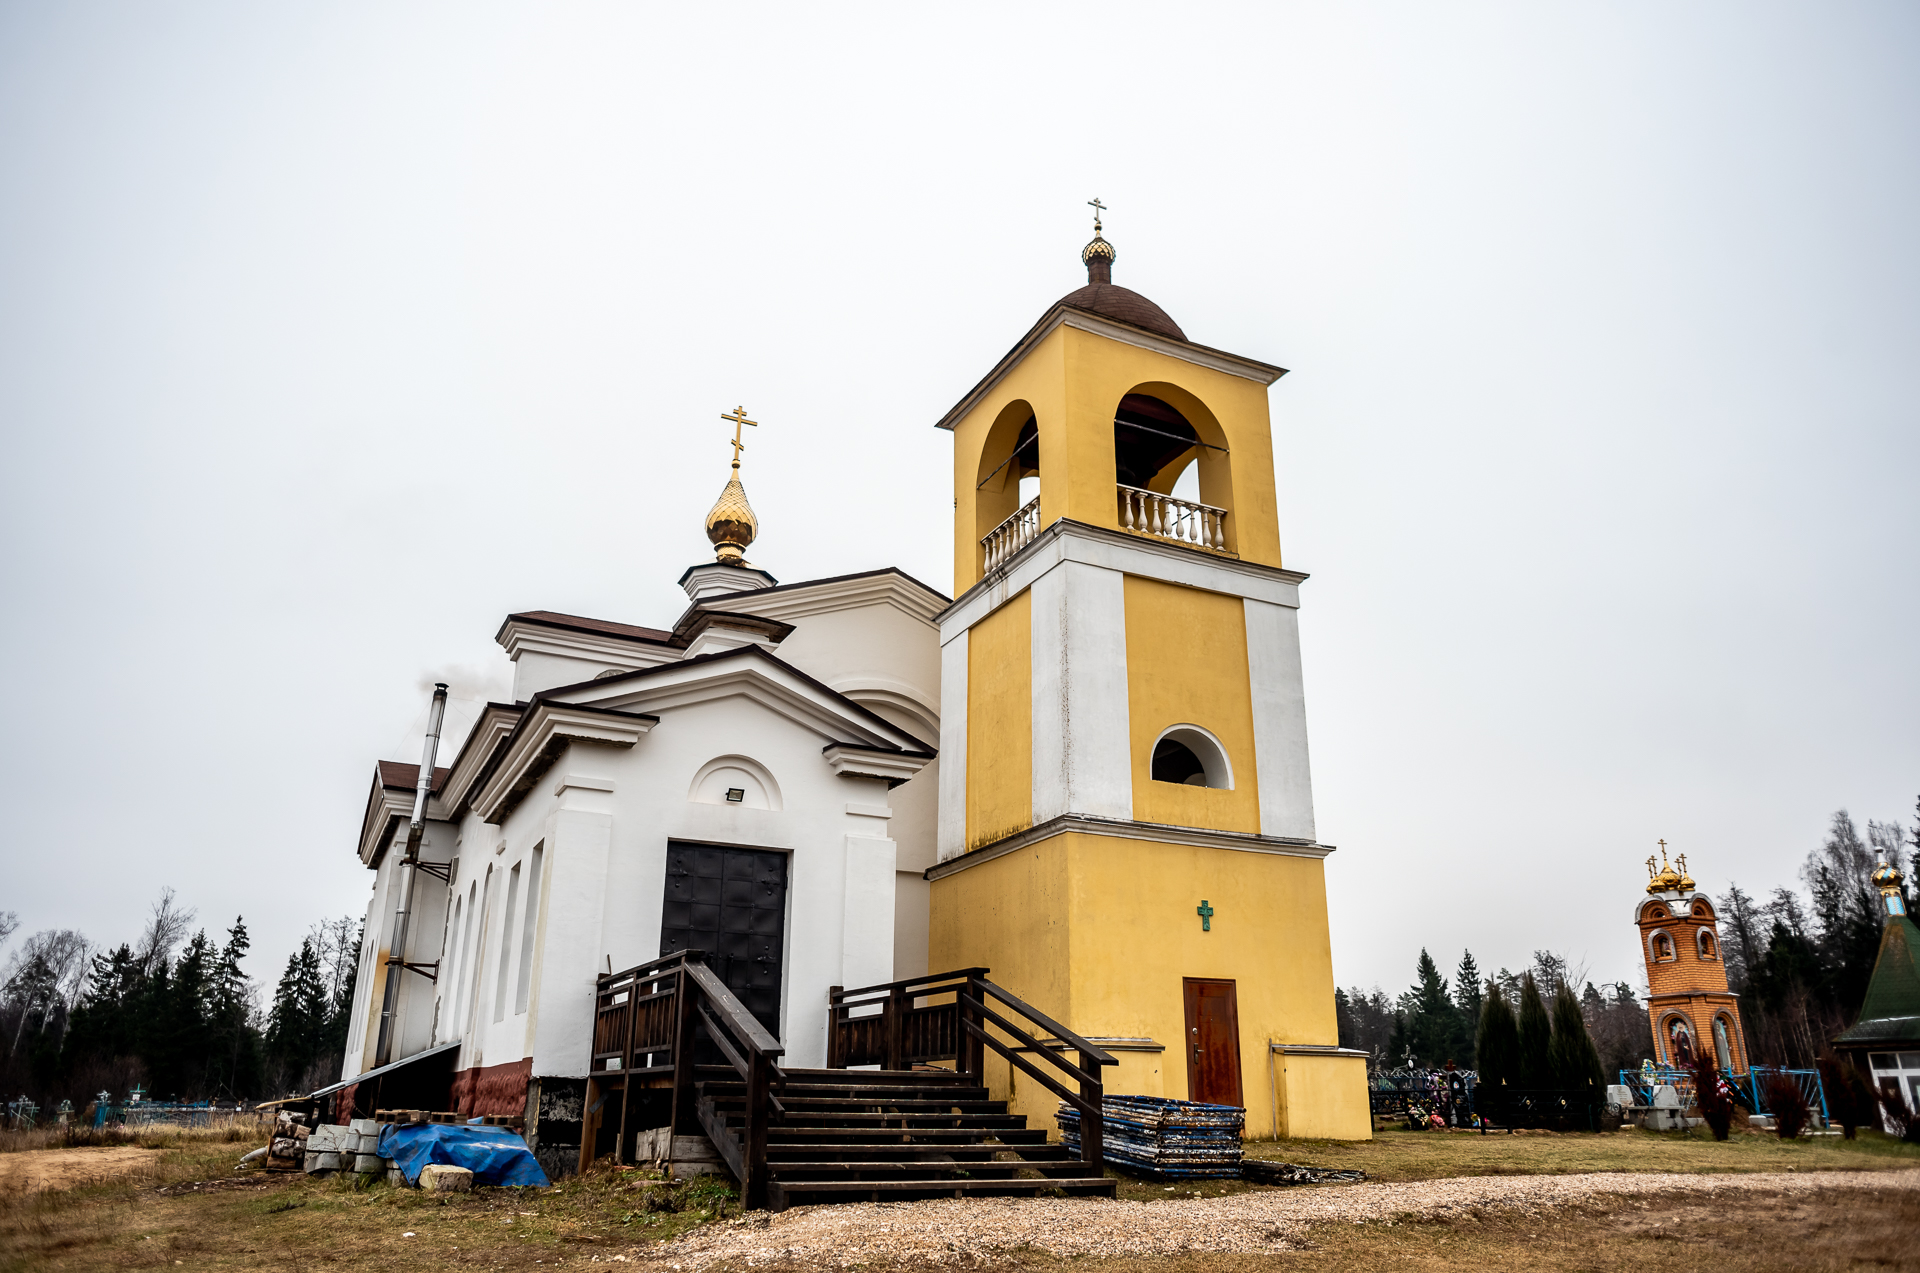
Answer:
(0, 1147, 160, 1194)
(5, 1128, 1920, 1272)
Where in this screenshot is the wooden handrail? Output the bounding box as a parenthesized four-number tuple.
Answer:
(822, 966, 1112, 1173)
(592, 949, 785, 1208)
(831, 968, 989, 1002)
(971, 978, 1116, 1067)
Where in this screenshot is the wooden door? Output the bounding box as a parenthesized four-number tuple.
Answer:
(659, 843, 788, 1037)
(1183, 978, 1243, 1107)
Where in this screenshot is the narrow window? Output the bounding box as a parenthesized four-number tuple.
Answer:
(454, 881, 478, 1032)
(494, 862, 521, 1024)
(513, 846, 543, 1016)
(444, 894, 464, 1036)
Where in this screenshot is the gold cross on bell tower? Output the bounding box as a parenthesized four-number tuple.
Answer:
(1087, 196, 1107, 233)
(720, 405, 757, 471)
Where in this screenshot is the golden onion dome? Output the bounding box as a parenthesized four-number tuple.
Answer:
(1674, 853, 1695, 893)
(705, 474, 758, 565)
(1081, 232, 1116, 266)
(1873, 854, 1905, 895)
(1645, 842, 1684, 895)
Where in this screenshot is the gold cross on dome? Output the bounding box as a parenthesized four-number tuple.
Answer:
(1087, 197, 1107, 232)
(721, 405, 758, 469)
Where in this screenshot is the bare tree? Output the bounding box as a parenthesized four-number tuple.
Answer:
(135, 888, 196, 977)
(0, 912, 17, 948)
(3, 929, 93, 1054)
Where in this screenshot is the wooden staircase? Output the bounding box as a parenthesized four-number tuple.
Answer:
(696, 1066, 1115, 1209)
(586, 959, 1116, 1212)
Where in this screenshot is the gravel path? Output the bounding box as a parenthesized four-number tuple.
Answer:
(622, 1169, 1920, 1268)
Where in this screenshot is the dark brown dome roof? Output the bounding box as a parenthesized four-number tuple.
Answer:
(1053, 282, 1186, 342)
(1051, 228, 1186, 342)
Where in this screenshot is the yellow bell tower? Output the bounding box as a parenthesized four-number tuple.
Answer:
(927, 209, 1371, 1141)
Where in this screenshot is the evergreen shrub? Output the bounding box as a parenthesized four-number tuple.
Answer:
(1687, 1050, 1734, 1141)
(1762, 1073, 1810, 1139)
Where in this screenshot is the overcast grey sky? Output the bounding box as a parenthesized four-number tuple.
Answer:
(2, 3, 1915, 1007)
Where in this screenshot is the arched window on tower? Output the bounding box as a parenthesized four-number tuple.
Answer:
(1113, 393, 1230, 551)
(976, 402, 1041, 574)
(1698, 929, 1718, 959)
(1712, 1016, 1733, 1070)
(1150, 726, 1233, 789)
(1651, 932, 1675, 962)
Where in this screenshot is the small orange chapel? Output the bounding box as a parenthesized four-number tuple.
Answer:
(1636, 844, 1750, 1072)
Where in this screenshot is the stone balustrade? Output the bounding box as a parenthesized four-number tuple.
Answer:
(1118, 484, 1228, 551)
(980, 495, 1042, 572)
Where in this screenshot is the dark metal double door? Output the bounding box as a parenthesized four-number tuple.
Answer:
(659, 842, 788, 1038)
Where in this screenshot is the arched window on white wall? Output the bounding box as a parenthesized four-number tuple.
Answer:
(1150, 725, 1233, 789)
(689, 755, 783, 810)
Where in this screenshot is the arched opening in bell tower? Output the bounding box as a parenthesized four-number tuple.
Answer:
(1112, 386, 1235, 553)
(975, 399, 1040, 573)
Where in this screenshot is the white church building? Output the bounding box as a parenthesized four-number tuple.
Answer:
(332, 224, 1365, 1176)
(336, 442, 948, 1165)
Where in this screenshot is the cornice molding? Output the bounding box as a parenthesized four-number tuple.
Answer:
(925, 813, 1331, 881)
(356, 772, 453, 866)
(935, 305, 1287, 433)
(822, 743, 934, 789)
(686, 569, 948, 628)
(439, 703, 526, 817)
(496, 616, 682, 671)
(940, 518, 1309, 640)
(543, 647, 930, 756)
(471, 702, 659, 825)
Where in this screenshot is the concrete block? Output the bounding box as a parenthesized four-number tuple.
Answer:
(350, 1118, 378, 1136)
(305, 1151, 342, 1173)
(420, 1165, 474, 1192)
(1650, 1085, 1680, 1109)
(354, 1153, 386, 1174)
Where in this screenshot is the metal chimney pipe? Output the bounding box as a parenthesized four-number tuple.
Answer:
(373, 682, 450, 1070)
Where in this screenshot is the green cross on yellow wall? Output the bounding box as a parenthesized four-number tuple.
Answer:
(1197, 900, 1214, 932)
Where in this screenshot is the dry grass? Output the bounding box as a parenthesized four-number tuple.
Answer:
(4, 1125, 1918, 1271)
(0, 1116, 267, 1155)
(1241, 1124, 1920, 1184)
(0, 1132, 739, 1272)
(1032, 1186, 1920, 1273)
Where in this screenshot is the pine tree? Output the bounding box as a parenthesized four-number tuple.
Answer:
(205, 918, 260, 1099)
(1516, 971, 1553, 1089)
(1387, 949, 1462, 1068)
(1475, 982, 1519, 1088)
(1548, 981, 1605, 1100)
(265, 940, 328, 1091)
(1453, 952, 1483, 1067)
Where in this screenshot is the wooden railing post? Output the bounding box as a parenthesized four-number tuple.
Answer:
(743, 1049, 770, 1208)
(885, 987, 905, 1071)
(668, 955, 701, 1148)
(963, 975, 984, 1083)
(826, 986, 843, 1069)
(1078, 1048, 1103, 1171)
(614, 971, 639, 1164)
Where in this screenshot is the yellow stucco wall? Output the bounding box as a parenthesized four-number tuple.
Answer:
(949, 325, 1285, 592)
(1123, 576, 1261, 833)
(928, 831, 1370, 1142)
(1272, 1052, 1372, 1140)
(965, 589, 1032, 849)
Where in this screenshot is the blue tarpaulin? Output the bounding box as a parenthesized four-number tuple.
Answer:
(377, 1123, 551, 1188)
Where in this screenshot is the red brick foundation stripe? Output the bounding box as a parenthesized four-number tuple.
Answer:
(452, 1057, 533, 1119)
